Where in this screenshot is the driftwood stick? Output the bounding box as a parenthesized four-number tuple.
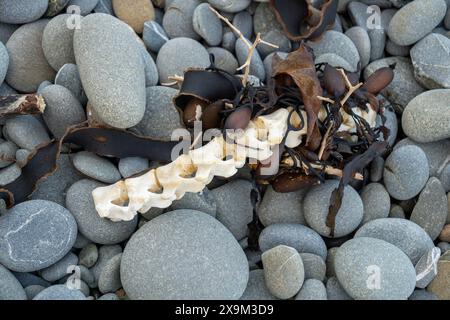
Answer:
(0, 94, 46, 116)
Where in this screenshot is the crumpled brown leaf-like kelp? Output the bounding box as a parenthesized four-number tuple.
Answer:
(0, 124, 178, 207)
(0, 94, 46, 117)
(270, 0, 338, 41)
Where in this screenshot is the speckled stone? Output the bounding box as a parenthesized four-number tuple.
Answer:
(233, 10, 252, 39)
(300, 253, 326, 281)
(97, 293, 119, 300)
(193, 3, 222, 46)
(0, 42, 8, 85)
(240, 269, 278, 300)
(207, 47, 238, 74)
(258, 30, 291, 59)
(112, 0, 155, 33)
(79, 244, 98, 268)
(253, 2, 283, 36)
(138, 45, 159, 88)
(0, 164, 21, 186)
(72, 151, 121, 184)
(345, 27, 371, 68)
(0, 263, 27, 300)
(360, 183, 391, 224)
(40, 252, 79, 282)
(0, 140, 17, 168)
(33, 285, 86, 300)
(91, 245, 122, 285)
(326, 276, 352, 300)
(94, 0, 114, 14)
(295, 279, 327, 300)
(142, 21, 169, 53)
(24, 285, 45, 300)
(163, 0, 201, 40)
(170, 189, 217, 217)
(221, 27, 237, 52)
(118, 157, 149, 178)
(0, 22, 19, 44)
(98, 253, 122, 294)
(0, 0, 48, 24)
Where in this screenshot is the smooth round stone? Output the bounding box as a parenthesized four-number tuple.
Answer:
(386, 39, 410, 56)
(118, 157, 149, 178)
(303, 180, 363, 238)
(368, 29, 386, 61)
(347, 1, 371, 28)
(33, 285, 86, 300)
(233, 11, 252, 39)
(262, 245, 304, 300)
(208, 0, 251, 13)
(295, 279, 327, 300)
(24, 285, 45, 300)
(0, 264, 27, 300)
(258, 186, 307, 226)
(345, 27, 371, 68)
(335, 237, 416, 300)
(360, 183, 390, 224)
(91, 245, 122, 284)
(112, 0, 154, 33)
(55, 63, 87, 106)
(31, 154, 82, 206)
(138, 45, 159, 87)
(98, 253, 122, 294)
(364, 57, 425, 112)
(142, 21, 169, 53)
(42, 14, 76, 71)
(73, 233, 91, 249)
(0, 164, 21, 186)
(410, 34, 450, 89)
(389, 204, 405, 219)
(258, 29, 291, 59)
(315, 53, 354, 72)
(0, 141, 18, 168)
(300, 253, 326, 282)
(121, 210, 249, 299)
(170, 189, 217, 217)
(326, 276, 352, 300)
(45, 0, 70, 17)
(37, 80, 52, 94)
(0, 22, 19, 44)
(98, 293, 119, 300)
(207, 47, 238, 74)
(221, 27, 237, 52)
(383, 145, 429, 200)
(0, 0, 48, 24)
(72, 151, 121, 184)
(0, 42, 8, 85)
(307, 31, 360, 72)
(163, 0, 201, 40)
(156, 37, 210, 83)
(235, 38, 266, 80)
(67, 0, 99, 15)
(40, 252, 78, 282)
(402, 89, 450, 143)
(79, 244, 98, 268)
(13, 272, 50, 288)
(211, 179, 253, 240)
(409, 289, 438, 300)
(0, 200, 77, 272)
(6, 20, 56, 93)
(41, 85, 86, 139)
(240, 269, 277, 300)
(388, 0, 447, 46)
(253, 2, 283, 36)
(132, 86, 183, 141)
(74, 13, 146, 129)
(193, 3, 222, 46)
(410, 178, 448, 240)
(258, 223, 327, 260)
(66, 179, 138, 245)
(355, 218, 435, 264)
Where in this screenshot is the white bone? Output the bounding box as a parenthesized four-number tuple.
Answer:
(92, 181, 135, 222)
(285, 108, 308, 148)
(252, 108, 290, 145)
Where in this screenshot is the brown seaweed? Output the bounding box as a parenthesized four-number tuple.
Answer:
(0, 94, 45, 116)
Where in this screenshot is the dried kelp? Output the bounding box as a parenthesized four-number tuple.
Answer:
(0, 94, 45, 117)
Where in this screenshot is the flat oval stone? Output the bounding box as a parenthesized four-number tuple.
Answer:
(360, 183, 391, 224)
(258, 223, 327, 260)
(66, 179, 138, 244)
(0, 140, 17, 168)
(6, 20, 56, 93)
(0, 200, 77, 272)
(300, 253, 326, 281)
(40, 252, 78, 282)
(142, 20, 169, 53)
(0, 263, 27, 300)
(0, 0, 48, 24)
(295, 279, 327, 300)
(112, 0, 155, 33)
(91, 244, 122, 285)
(0, 42, 8, 85)
(345, 26, 371, 68)
(41, 84, 86, 139)
(118, 157, 149, 178)
(387, 0, 447, 46)
(42, 14, 76, 71)
(121, 210, 249, 299)
(355, 218, 435, 264)
(98, 253, 122, 294)
(73, 13, 146, 129)
(163, 0, 201, 40)
(207, 47, 238, 74)
(54, 63, 87, 106)
(402, 89, 450, 143)
(33, 284, 86, 300)
(233, 10, 252, 39)
(335, 237, 416, 299)
(193, 3, 223, 46)
(383, 145, 429, 200)
(208, 0, 251, 13)
(79, 243, 98, 268)
(72, 151, 121, 184)
(0, 164, 21, 186)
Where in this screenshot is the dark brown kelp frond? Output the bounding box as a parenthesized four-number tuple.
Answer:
(0, 94, 46, 116)
(270, 0, 338, 41)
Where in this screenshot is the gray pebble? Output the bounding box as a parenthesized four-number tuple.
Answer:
(72, 151, 121, 184)
(387, 0, 447, 46)
(40, 252, 79, 282)
(0, 200, 77, 272)
(208, 0, 251, 13)
(263, 52, 287, 82)
(42, 14, 76, 71)
(0, 0, 48, 24)
(6, 20, 56, 93)
(98, 293, 119, 300)
(207, 47, 238, 74)
(91, 245, 122, 284)
(24, 285, 45, 300)
(355, 218, 435, 264)
(385, 38, 410, 56)
(170, 188, 217, 217)
(326, 247, 339, 278)
(235, 38, 266, 80)
(66, 179, 138, 244)
(258, 186, 307, 226)
(300, 253, 326, 282)
(0, 141, 17, 168)
(156, 37, 210, 83)
(262, 245, 304, 300)
(409, 289, 438, 300)
(211, 179, 253, 240)
(253, 2, 283, 36)
(78, 265, 95, 288)
(12, 272, 50, 288)
(73, 13, 146, 129)
(240, 269, 277, 300)
(326, 277, 352, 300)
(368, 29, 386, 62)
(121, 210, 249, 299)
(335, 237, 416, 299)
(303, 180, 363, 238)
(98, 253, 122, 294)
(79, 244, 98, 268)
(315, 53, 354, 72)
(389, 204, 405, 219)
(67, 0, 100, 15)
(438, 241, 450, 254)
(138, 45, 159, 88)
(415, 247, 441, 288)
(118, 157, 149, 178)
(345, 27, 371, 68)
(0, 22, 19, 44)
(142, 20, 169, 53)
(163, 0, 201, 40)
(258, 223, 327, 260)
(0, 42, 8, 85)
(131, 86, 184, 141)
(0, 82, 17, 95)
(233, 11, 252, 39)
(383, 145, 429, 200)
(221, 27, 237, 52)
(45, 0, 70, 17)
(295, 279, 327, 300)
(73, 233, 92, 249)
(33, 285, 86, 300)
(0, 164, 21, 186)
(55, 63, 87, 106)
(410, 177, 448, 240)
(347, 1, 371, 28)
(0, 263, 27, 300)
(361, 183, 391, 224)
(193, 3, 222, 46)
(37, 80, 52, 94)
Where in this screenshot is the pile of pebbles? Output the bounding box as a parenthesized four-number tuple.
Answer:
(0, 0, 449, 300)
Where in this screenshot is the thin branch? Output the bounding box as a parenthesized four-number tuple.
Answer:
(338, 68, 363, 106)
(318, 122, 333, 160)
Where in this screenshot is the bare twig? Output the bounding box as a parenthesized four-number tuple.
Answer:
(318, 122, 333, 160)
(338, 68, 363, 106)
(161, 74, 184, 87)
(317, 96, 335, 104)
